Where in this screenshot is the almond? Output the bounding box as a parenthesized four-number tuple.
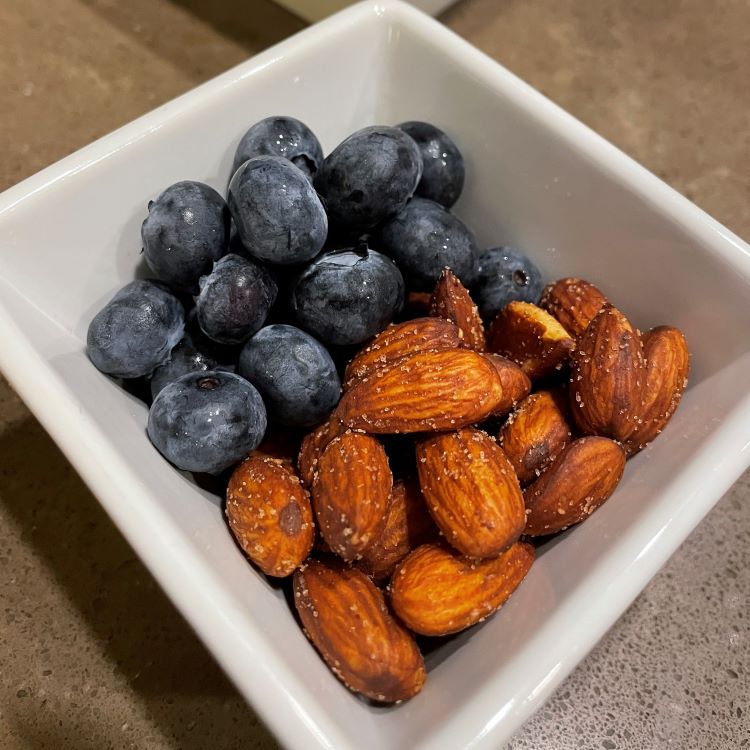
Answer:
(482, 353, 532, 414)
(417, 428, 526, 558)
(389, 542, 534, 636)
(355, 478, 438, 583)
(624, 325, 690, 455)
(569, 304, 646, 441)
(487, 301, 575, 379)
(312, 432, 392, 560)
(499, 390, 572, 485)
(294, 560, 426, 702)
(429, 268, 487, 351)
(249, 427, 301, 472)
(539, 277, 607, 338)
(523, 436, 626, 536)
(336, 348, 506, 433)
(343, 317, 463, 389)
(297, 417, 346, 487)
(402, 290, 433, 319)
(226, 457, 315, 577)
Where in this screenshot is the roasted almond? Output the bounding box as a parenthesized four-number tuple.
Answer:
(523, 436, 626, 536)
(312, 431, 392, 560)
(336, 348, 506, 433)
(249, 427, 301, 472)
(487, 301, 575, 379)
(355, 478, 438, 583)
(569, 304, 646, 441)
(417, 428, 526, 558)
(343, 317, 463, 389)
(226, 457, 315, 577)
(624, 325, 690, 455)
(539, 277, 607, 338)
(481, 353, 532, 415)
(499, 390, 572, 485)
(402, 290, 433, 319)
(297, 417, 346, 487)
(294, 560, 426, 702)
(429, 268, 487, 351)
(389, 542, 535, 636)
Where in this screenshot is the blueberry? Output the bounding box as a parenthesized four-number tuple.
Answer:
(147, 370, 267, 475)
(228, 156, 328, 266)
(141, 181, 230, 294)
(195, 254, 278, 345)
(290, 246, 404, 346)
(149, 334, 217, 399)
(239, 325, 341, 427)
(314, 126, 422, 233)
(472, 247, 543, 321)
(87, 280, 184, 379)
(375, 197, 477, 291)
(232, 116, 324, 180)
(397, 121, 465, 208)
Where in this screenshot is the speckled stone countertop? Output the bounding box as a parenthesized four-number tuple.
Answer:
(0, 1, 748, 748)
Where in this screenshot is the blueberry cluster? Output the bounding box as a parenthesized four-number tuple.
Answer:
(87, 115, 542, 475)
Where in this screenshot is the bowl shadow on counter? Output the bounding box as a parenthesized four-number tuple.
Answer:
(0, 411, 281, 750)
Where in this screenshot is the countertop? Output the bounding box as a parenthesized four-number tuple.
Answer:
(0, 1, 748, 748)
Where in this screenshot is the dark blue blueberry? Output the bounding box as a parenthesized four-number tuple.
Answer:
(472, 247, 544, 321)
(375, 197, 477, 291)
(290, 247, 404, 346)
(228, 156, 328, 266)
(232, 116, 324, 180)
(87, 280, 184, 379)
(195, 254, 278, 345)
(314, 126, 423, 233)
(141, 181, 230, 294)
(239, 325, 340, 427)
(149, 334, 217, 399)
(147, 370, 267, 475)
(397, 121, 465, 208)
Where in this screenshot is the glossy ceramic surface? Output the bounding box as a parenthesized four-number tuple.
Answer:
(1, 2, 750, 748)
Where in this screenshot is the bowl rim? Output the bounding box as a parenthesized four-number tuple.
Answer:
(2, 2, 750, 749)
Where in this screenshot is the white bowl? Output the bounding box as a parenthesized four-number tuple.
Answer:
(2, 2, 750, 748)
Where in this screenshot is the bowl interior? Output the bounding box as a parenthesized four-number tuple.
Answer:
(1, 4, 750, 749)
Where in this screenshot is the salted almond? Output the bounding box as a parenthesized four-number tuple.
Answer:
(499, 390, 572, 485)
(429, 268, 487, 351)
(226, 457, 314, 577)
(523, 436, 626, 536)
(481, 353, 532, 415)
(624, 326, 690, 455)
(343, 317, 463, 389)
(355, 478, 438, 583)
(297, 417, 346, 487)
(294, 560, 426, 702)
(389, 542, 534, 636)
(417, 428, 525, 558)
(539, 278, 607, 338)
(312, 432, 392, 560)
(249, 427, 301, 472)
(487, 301, 575, 379)
(569, 304, 646, 442)
(402, 290, 433, 319)
(336, 348, 505, 434)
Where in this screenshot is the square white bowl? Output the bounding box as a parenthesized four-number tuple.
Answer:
(1, 2, 750, 748)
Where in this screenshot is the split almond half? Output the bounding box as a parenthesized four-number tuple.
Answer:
(429, 268, 487, 351)
(297, 416, 346, 487)
(417, 428, 526, 559)
(226, 457, 315, 577)
(294, 560, 426, 702)
(487, 301, 575, 379)
(523, 436, 626, 536)
(389, 542, 535, 636)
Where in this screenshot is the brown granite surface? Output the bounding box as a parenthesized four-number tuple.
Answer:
(0, 1, 748, 748)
